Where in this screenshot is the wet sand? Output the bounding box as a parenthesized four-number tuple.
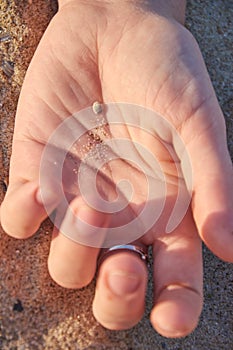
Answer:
(0, 1, 232, 349)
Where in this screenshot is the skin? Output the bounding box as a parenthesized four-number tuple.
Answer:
(1, 0, 233, 338)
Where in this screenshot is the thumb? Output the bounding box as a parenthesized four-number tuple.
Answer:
(178, 95, 233, 262)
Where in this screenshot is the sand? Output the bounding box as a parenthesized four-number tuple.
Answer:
(0, 0, 232, 349)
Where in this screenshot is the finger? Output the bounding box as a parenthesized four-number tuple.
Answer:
(0, 138, 53, 238)
(92, 250, 148, 330)
(0, 139, 62, 238)
(150, 210, 203, 338)
(0, 178, 47, 238)
(178, 92, 233, 262)
(48, 196, 109, 289)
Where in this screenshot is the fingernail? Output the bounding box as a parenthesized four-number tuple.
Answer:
(108, 271, 140, 296)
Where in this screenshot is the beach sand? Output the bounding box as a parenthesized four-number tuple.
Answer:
(0, 1, 232, 349)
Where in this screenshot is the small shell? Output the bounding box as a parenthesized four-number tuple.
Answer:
(2, 60, 14, 77)
(92, 101, 103, 115)
(0, 33, 11, 43)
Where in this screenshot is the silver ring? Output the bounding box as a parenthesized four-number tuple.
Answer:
(98, 244, 149, 268)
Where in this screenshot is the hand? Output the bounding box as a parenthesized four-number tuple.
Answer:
(1, 0, 232, 338)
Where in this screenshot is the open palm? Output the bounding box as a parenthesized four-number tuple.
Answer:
(1, 1, 232, 338)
